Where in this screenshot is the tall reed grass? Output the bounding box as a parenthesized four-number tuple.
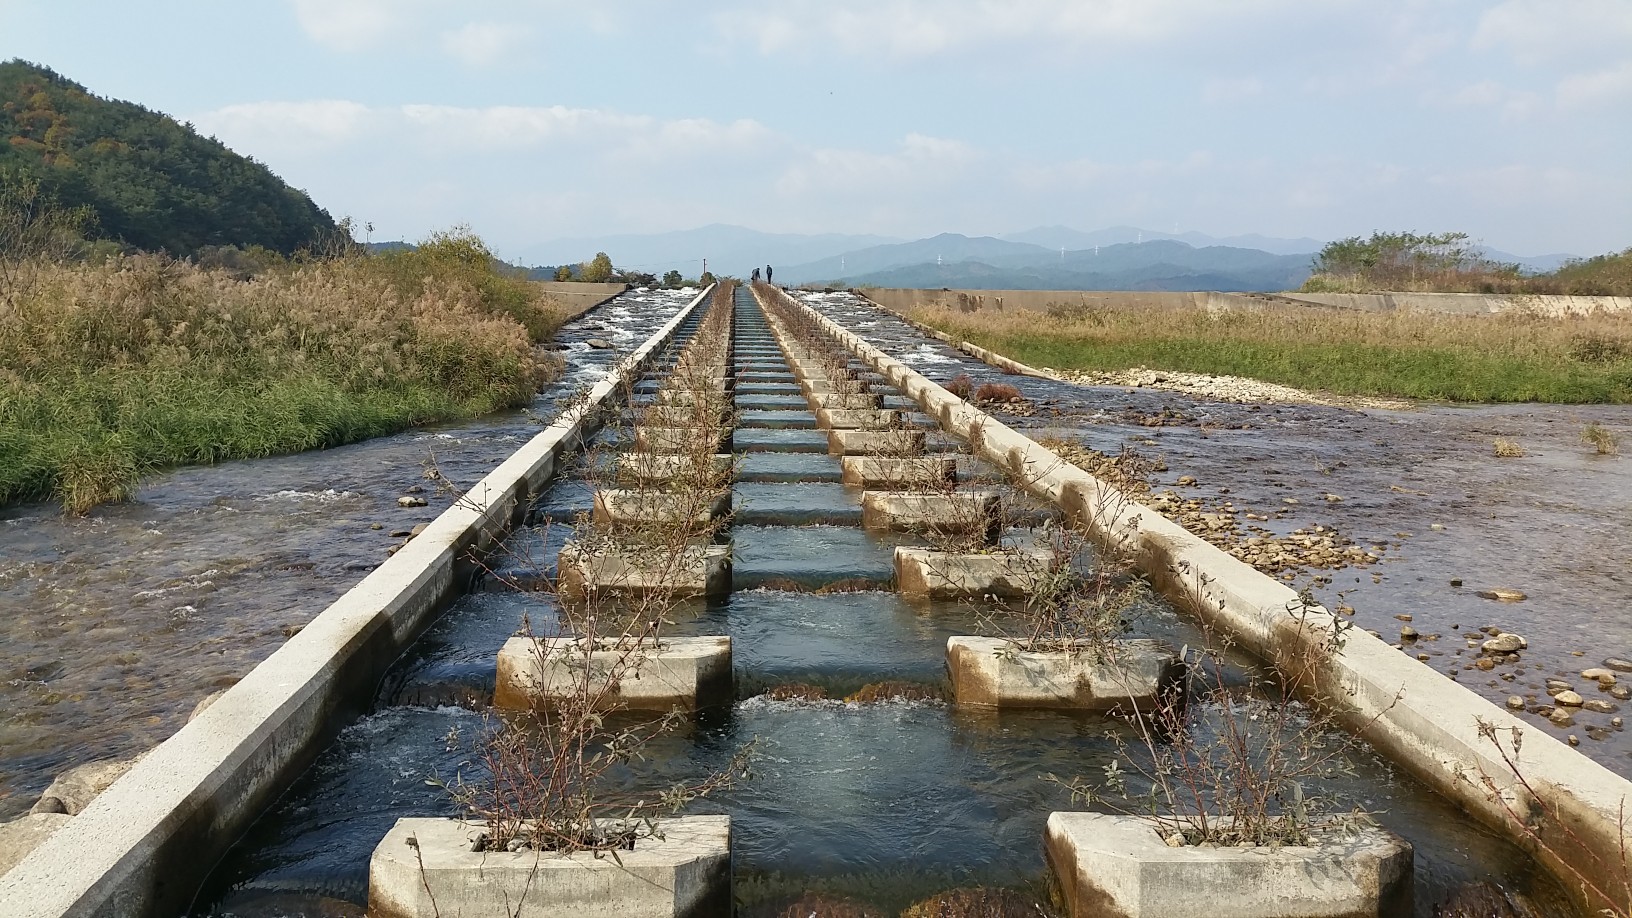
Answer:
(910, 301, 1632, 404)
(1, 234, 571, 512)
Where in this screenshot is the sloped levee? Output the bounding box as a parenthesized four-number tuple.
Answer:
(0, 286, 716, 918)
(770, 285, 1632, 916)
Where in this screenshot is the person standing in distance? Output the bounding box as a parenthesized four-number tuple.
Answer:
(766, 265, 774, 285)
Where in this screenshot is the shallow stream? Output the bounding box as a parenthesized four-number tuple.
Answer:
(192, 288, 1574, 917)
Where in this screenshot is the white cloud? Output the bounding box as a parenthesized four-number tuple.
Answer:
(1556, 61, 1632, 110)
(1472, 0, 1632, 65)
(442, 21, 533, 68)
(290, 0, 419, 52)
(775, 133, 981, 197)
(193, 100, 376, 151)
(720, 0, 1317, 58)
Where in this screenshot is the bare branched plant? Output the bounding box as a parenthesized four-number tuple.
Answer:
(435, 280, 751, 857)
(1051, 569, 1397, 848)
(1468, 719, 1631, 917)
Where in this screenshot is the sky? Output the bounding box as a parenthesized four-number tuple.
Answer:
(2, 0, 1629, 262)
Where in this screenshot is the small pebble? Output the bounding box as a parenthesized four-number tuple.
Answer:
(370, 523, 383, 530)
(1569, 735, 1580, 746)
(1430, 523, 1445, 531)
(1506, 696, 1525, 710)
(1395, 614, 1413, 622)
(1400, 626, 1419, 640)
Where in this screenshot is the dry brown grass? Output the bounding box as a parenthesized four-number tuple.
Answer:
(1, 235, 572, 511)
(1493, 438, 1527, 458)
(910, 301, 1632, 403)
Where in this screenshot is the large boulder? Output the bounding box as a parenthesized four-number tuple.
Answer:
(30, 755, 142, 816)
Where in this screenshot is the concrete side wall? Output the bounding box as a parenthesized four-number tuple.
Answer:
(863, 286, 1632, 317)
(535, 281, 630, 317)
(0, 286, 717, 918)
(776, 288, 1632, 916)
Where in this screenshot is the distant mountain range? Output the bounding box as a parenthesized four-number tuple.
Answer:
(510, 224, 1579, 292)
(517, 224, 900, 279)
(783, 235, 1316, 292)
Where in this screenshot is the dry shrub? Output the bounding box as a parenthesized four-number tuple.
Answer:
(973, 382, 1022, 402)
(946, 373, 974, 398)
(1583, 422, 1620, 456)
(1493, 438, 1526, 458)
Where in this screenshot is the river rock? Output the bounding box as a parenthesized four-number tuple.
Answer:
(1605, 658, 1632, 673)
(1555, 691, 1584, 707)
(1506, 696, 1525, 710)
(189, 689, 229, 722)
(396, 495, 427, 508)
(1431, 881, 1533, 918)
(30, 756, 142, 815)
(1614, 685, 1632, 701)
(1482, 633, 1527, 654)
(1477, 588, 1527, 602)
(586, 338, 614, 349)
(1582, 667, 1616, 682)
(1400, 626, 1419, 640)
(0, 812, 72, 874)
(1584, 700, 1618, 714)
(1550, 709, 1575, 727)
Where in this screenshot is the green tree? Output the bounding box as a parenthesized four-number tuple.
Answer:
(662, 269, 683, 287)
(699, 270, 716, 286)
(553, 264, 573, 281)
(581, 251, 613, 283)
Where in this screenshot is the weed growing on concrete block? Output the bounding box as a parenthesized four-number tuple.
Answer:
(431, 282, 752, 857)
(1050, 569, 1393, 848)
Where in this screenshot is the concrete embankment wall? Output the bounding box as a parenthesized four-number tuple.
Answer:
(0, 286, 715, 918)
(862, 286, 1632, 317)
(776, 287, 1632, 916)
(536, 281, 629, 316)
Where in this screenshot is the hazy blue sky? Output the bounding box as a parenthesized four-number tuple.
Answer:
(3, 0, 1628, 260)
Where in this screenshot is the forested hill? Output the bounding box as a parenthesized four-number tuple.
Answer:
(0, 60, 335, 255)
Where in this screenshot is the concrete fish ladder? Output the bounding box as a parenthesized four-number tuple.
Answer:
(771, 286, 1632, 917)
(0, 285, 716, 918)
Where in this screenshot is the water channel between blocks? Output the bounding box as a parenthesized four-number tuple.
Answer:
(194, 287, 1569, 917)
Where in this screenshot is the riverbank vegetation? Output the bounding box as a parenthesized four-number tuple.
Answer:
(908, 300, 1632, 404)
(1, 210, 573, 512)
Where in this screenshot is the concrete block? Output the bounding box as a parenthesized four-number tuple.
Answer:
(635, 426, 731, 454)
(0, 813, 71, 876)
(557, 542, 732, 600)
(615, 453, 734, 485)
(592, 489, 731, 527)
(800, 377, 867, 396)
(861, 491, 1000, 537)
(827, 429, 926, 456)
(810, 391, 882, 409)
(642, 406, 726, 428)
(895, 547, 1053, 599)
(840, 456, 957, 489)
(815, 408, 900, 430)
(1046, 812, 1413, 918)
(370, 816, 732, 918)
(495, 635, 733, 711)
(947, 636, 1181, 711)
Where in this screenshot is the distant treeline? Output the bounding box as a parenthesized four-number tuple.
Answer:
(0, 59, 336, 256)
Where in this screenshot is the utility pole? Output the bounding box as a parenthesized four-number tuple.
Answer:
(702, 258, 707, 276)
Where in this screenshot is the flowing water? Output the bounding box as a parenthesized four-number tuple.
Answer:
(0, 288, 701, 819)
(191, 287, 1574, 917)
(794, 290, 1632, 775)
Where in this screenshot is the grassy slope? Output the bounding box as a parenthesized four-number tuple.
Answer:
(912, 305, 1632, 404)
(0, 236, 573, 512)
